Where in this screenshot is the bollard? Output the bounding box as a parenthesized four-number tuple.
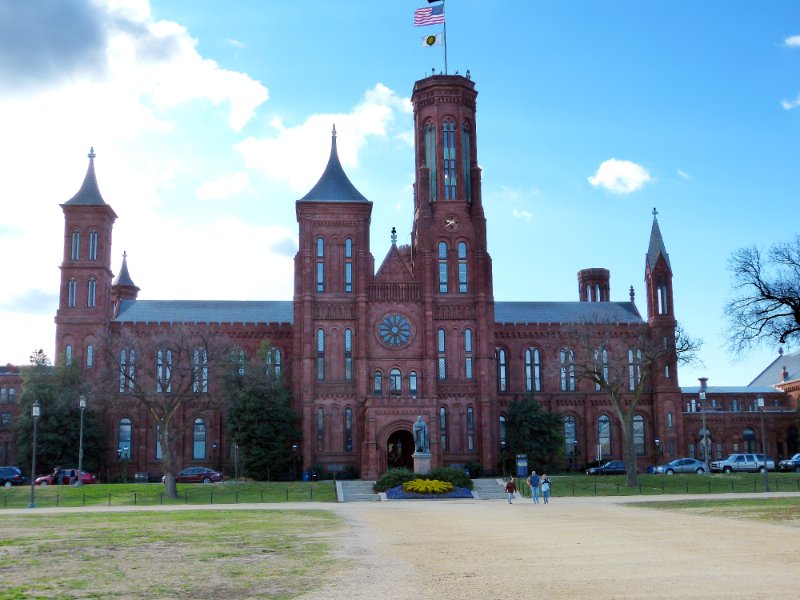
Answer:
(56, 493, 59, 507)
(108, 493, 112, 506)
(185, 490, 188, 504)
(160, 493, 163, 505)
(261, 489, 264, 503)
(286, 487, 289, 501)
(235, 490, 239, 504)
(83, 492, 86, 506)
(134, 492, 137, 506)
(210, 491, 213, 504)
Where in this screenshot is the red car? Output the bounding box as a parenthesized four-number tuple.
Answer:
(170, 467, 224, 484)
(35, 469, 98, 486)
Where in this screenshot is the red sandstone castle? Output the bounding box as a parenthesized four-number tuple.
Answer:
(2, 74, 797, 480)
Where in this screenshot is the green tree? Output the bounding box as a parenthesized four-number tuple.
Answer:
(223, 342, 300, 481)
(505, 396, 564, 474)
(14, 351, 106, 478)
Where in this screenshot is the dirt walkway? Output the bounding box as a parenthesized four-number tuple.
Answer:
(302, 495, 800, 600)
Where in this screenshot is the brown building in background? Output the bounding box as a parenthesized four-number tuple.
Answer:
(6, 74, 796, 481)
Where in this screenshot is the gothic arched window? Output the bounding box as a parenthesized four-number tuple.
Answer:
(438, 241, 449, 293)
(193, 417, 206, 459)
(458, 241, 468, 293)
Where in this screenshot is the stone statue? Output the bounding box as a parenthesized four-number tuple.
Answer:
(413, 415, 429, 453)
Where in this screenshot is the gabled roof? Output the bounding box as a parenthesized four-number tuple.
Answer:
(749, 349, 800, 387)
(64, 148, 107, 206)
(299, 126, 369, 203)
(494, 301, 642, 325)
(646, 210, 671, 272)
(113, 300, 294, 325)
(113, 252, 138, 289)
(374, 241, 415, 283)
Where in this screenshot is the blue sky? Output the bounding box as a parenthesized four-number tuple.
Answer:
(0, 0, 798, 387)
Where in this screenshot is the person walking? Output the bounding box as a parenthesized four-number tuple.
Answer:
(541, 474, 552, 504)
(504, 476, 516, 504)
(528, 470, 541, 504)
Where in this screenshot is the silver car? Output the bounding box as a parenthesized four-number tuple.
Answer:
(653, 458, 707, 475)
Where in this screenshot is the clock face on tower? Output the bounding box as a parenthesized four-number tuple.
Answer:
(378, 313, 412, 347)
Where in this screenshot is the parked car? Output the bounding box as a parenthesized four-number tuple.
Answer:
(0, 466, 27, 488)
(653, 458, 707, 475)
(710, 453, 774, 473)
(170, 467, 224, 484)
(778, 453, 800, 472)
(35, 469, 97, 486)
(587, 460, 626, 475)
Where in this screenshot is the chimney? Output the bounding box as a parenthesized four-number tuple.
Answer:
(578, 268, 610, 302)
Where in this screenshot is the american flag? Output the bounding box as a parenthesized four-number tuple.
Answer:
(414, 4, 445, 27)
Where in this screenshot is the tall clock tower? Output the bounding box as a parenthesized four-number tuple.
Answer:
(410, 74, 498, 469)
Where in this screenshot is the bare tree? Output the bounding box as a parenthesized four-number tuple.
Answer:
(96, 324, 232, 498)
(725, 235, 800, 355)
(565, 320, 702, 487)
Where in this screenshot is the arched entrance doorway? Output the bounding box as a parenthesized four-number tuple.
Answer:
(387, 430, 414, 471)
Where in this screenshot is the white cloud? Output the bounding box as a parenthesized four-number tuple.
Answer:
(781, 96, 800, 110)
(196, 173, 250, 201)
(588, 159, 652, 194)
(784, 35, 800, 47)
(236, 83, 411, 193)
(512, 209, 533, 222)
(228, 38, 245, 49)
(677, 169, 691, 180)
(0, 0, 272, 365)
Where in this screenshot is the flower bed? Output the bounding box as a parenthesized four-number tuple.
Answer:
(385, 484, 474, 500)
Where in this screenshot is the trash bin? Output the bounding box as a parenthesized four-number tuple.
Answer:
(301, 471, 310, 482)
(134, 472, 149, 483)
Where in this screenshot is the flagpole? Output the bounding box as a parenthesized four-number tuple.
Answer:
(442, 0, 448, 74)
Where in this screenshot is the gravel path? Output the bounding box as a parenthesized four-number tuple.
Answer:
(302, 494, 800, 600)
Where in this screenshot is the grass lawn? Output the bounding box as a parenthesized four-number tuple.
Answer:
(0, 481, 336, 510)
(627, 496, 800, 525)
(0, 509, 344, 599)
(517, 472, 800, 497)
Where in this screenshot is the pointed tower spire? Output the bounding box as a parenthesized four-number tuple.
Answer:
(112, 251, 140, 305)
(299, 125, 369, 203)
(65, 147, 107, 205)
(646, 207, 671, 273)
(113, 251, 137, 288)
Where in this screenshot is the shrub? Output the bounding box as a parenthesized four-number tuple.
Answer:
(428, 466, 473, 490)
(373, 468, 415, 492)
(464, 461, 484, 478)
(402, 479, 454, 495)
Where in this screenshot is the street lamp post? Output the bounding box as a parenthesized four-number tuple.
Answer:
(757, 395, 770, 492)
(698, 378, 710, 473)
(29, 399, 41, 509)
(291, 444, 298, 481)
(76, 395, 86, 487)
(233, 444, 239, 484)
(654, 439, 662, 469)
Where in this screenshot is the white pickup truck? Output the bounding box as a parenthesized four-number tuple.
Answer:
(710, 453, 774, 473)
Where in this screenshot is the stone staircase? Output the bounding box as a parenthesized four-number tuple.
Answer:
(471, 477, 514, 500)
(337, 479, 381, 502)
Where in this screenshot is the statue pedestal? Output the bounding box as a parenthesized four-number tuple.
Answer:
(412, 452, 432, 475)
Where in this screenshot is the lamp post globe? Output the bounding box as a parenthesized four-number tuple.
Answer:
(29, 399, 41, 509)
